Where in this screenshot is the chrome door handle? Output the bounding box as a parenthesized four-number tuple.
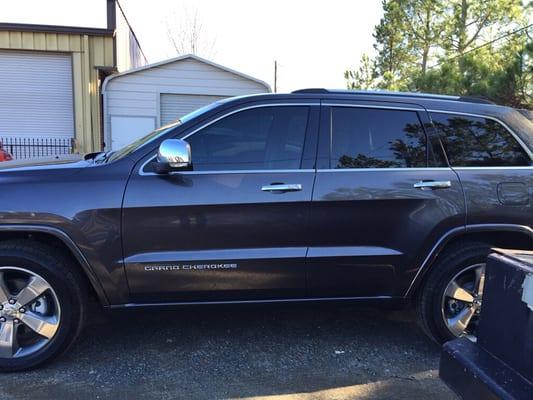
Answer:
(261, 184, 302, 192)
(413, 180, 452, 190)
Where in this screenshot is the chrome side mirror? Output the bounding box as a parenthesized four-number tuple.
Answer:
(155, 139, 192, 173)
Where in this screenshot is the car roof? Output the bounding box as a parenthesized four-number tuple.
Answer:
(224, 89, 504, 112)
(292, 88, 495, 104)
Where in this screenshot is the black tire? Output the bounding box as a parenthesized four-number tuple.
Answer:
(0, 240, 87, 372)
(415, 241, 490, 344)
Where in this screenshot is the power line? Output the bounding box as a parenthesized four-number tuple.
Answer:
(428, 23, 533, 70)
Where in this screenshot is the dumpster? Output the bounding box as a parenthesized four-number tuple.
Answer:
(440, 248, 533, 400)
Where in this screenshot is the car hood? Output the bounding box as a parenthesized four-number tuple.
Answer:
(0, 154, 87, 172)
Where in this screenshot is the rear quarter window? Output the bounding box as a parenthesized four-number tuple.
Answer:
(431, 113, 531, 167)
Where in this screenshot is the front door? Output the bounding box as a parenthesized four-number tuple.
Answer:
(122, 103, 319, 303)
(308, 101, 465, 298)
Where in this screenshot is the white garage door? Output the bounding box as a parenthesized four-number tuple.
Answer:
(160, 93, 226, 126)
(0, 51, 74, 139)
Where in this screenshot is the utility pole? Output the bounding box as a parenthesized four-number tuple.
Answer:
(274, 60, 278, 93)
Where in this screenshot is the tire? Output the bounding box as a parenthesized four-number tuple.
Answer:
(0, 240, 87, 371)
(415, 241, 489, 344)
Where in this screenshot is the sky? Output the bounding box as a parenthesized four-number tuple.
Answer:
(2, 0, 384, 92)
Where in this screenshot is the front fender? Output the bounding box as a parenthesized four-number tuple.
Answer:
(0, 224, 112, 305)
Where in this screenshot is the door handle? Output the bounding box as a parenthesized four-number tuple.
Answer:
(261, 183, 302, 193)
(413, 180, 452, 190)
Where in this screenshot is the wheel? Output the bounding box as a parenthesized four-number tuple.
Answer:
(0, 240, 86, 371)
(416, 242, 488, 344)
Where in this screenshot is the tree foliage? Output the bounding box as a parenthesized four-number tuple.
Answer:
(345, 0, 533, 108)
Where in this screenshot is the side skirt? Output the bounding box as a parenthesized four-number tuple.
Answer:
(106, 295, 407, 309)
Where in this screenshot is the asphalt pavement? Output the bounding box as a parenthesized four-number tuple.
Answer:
(0, 303, 457, 400)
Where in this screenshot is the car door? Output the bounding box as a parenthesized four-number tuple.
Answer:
(122, 102, 319, 303)
(307, 100, 465, 298)
(429, 111, 533, 229)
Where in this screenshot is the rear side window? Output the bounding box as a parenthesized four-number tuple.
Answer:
(431, 113, 530, 167)
(330, 107, 426, 168)
(186, 106, 309, 171)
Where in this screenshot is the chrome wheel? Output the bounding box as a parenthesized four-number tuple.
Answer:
(0, 267, 60, 358)
(441, 263, 485, 340)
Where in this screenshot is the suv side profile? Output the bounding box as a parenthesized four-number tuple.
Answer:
(0, 89, 531, 370)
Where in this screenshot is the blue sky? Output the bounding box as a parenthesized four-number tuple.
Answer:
(2, 0, 384, 92)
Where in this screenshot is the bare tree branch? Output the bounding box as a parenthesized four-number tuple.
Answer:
(165, 7, 216, 58)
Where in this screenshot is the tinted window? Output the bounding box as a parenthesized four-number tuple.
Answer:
(185, 106, 309, 171)
(431, 113, 530, 167)
(331, 107, 426, 168)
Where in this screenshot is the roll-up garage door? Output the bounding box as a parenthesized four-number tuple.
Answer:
(160, 93, 226, 126)
(0, 51, 74, 140)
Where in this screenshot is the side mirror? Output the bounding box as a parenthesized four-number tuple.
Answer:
(155, 139, 192, 174)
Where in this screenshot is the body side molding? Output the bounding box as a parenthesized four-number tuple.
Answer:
(107, 295, 402, 309)
(0, 224, 109, 305)
(405, 223, 533, 297)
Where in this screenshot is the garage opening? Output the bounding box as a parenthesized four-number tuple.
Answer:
(160, 93, 226, 126)
(0, 50, 74, 158)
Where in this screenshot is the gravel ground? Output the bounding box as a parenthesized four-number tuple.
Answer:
(0, 303, 456, 400)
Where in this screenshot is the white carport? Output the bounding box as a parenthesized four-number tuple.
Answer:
(102, 54, 271, 150)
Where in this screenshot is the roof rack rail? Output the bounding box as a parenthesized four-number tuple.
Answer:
(291, 88, 495, 105)
(292, 88, 330, 94)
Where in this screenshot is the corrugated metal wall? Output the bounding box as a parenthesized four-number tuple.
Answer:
(0, 31, 115, 153)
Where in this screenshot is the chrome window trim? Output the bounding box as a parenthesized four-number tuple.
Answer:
(315, 166, 533, 172)
(426, 109, 533, 161)
(322, 103, 425, 112)
(139, 102, 318, 177)
(139, 166, 316, 176)
(316, 167, 452, 173)
(404, 223, 533, 297)
(453, 166, 533, 170)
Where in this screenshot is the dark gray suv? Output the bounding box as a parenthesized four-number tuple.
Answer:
(0, 89, 532, 370)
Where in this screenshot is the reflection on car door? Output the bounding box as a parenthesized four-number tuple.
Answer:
(430, 112, 533, 228)
(122, 103, 319, 303)
(308, 101, 465, 298)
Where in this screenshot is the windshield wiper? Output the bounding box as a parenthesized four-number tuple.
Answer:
(89, 151, 114, 164)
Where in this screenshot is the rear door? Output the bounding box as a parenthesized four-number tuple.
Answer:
(307, 100, 465, 298)
(430, 111, 533, 228)
(122, 101, 320, 303)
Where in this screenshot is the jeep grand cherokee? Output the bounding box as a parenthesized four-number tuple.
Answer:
(0, 89, 532, 371)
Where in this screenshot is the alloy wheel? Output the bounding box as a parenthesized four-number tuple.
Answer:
(441, 263, 485, 340)
(0, 267, 61, 358)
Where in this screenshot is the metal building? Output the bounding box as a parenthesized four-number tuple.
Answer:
(0, 0, 146, 157)
(102, 54, 271, 150)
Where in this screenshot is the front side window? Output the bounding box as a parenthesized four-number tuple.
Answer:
(330, 107, 427, 168)
(431, 113, 531, 167)
(186, 106, 309, 171)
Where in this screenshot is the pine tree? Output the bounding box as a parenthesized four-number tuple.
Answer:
(344, 0, 532, 108)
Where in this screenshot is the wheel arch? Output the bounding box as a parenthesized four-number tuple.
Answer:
(406, 224, 533, 298)
(0, 225, 109, 306)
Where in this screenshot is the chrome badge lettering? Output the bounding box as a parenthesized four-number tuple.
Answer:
(144, 263, 238, 271)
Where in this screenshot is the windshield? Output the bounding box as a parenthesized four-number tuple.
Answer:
(107, 121, 181, 162)
(107, 100, 229, 163)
